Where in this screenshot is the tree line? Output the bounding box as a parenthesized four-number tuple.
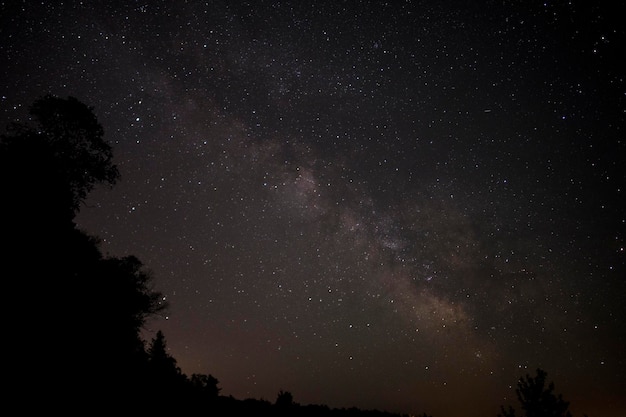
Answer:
(0, 95, 581, 417)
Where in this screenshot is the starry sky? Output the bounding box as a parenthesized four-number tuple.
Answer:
(1, 1, 624, 416)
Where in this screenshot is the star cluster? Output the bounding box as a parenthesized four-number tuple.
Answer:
(1, 2, 624, 416)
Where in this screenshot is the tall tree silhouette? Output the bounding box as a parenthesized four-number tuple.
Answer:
(143, 330, 192, 411)
(0, 96, 164, 413)
(147, 330, 183, 379)
(499, 369, 573, 417)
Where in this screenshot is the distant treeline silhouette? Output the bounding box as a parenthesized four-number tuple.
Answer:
(0, 95, 581, 417)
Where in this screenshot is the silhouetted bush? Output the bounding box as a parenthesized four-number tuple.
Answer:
(499, 368, 573, 417)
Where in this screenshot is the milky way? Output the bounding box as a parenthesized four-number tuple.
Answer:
(1, 2, 624, 416)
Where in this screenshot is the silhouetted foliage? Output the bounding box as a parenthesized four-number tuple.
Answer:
(499, 369, 573, 417)
(276, 389, 295, 407)
(1, 94, 119, 219)
(190, 372, 222, 398)
(145, 330, 190, 408)
(148, 330, 182, 377)
(0, 96, 433, 417)
(97, 256, 167, 335)
(0, 96, 162, 413)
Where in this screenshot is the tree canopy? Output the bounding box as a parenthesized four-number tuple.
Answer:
(0, 94, 119, 223)
(499, 369, 573, 417)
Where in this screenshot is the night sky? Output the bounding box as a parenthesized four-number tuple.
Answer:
(1, 1, 624, 416)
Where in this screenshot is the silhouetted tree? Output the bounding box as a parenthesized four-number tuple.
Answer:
(147, 330, 183, 379)
(87, 255, 168, 395)
(142, 330, 192, 412)
(276, 389, 295, 407)
(190, 373, 221, 398)
(499, 369, 573, 417)
(1, 94, 119, 219)
(96, 256, 167, 338)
